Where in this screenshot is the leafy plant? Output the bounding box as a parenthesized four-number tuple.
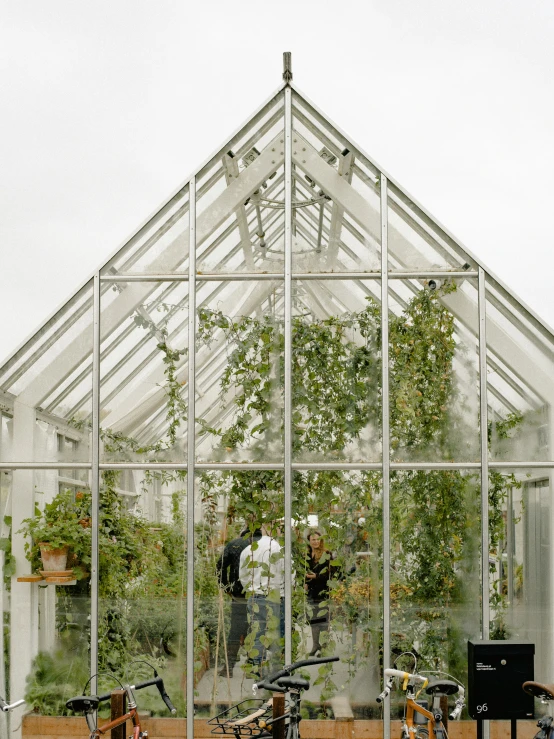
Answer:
(24, 650, 90, 717)
(23, 281, 524, 714)
(0, 515, 16, 586)
(17, 489, 91, 577)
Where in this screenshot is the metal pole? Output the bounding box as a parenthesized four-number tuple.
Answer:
(507, 485, 514, 609)
(479, 266, 490, 640)
(187, 179, 196, 735)
(91, 271, 101, 692)
(381, 175, 391, 739)
(283, 82, 293, 666)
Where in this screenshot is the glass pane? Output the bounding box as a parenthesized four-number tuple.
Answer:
(196, 280, 284, 463)
(101, 185, 189, 276)
(489, 469, 553, 683)
(0, 282, 93, 399)
(387, 181, 475, 272)
(389, 277, 480, 462)
(292, 96, 381, 273)
(100, 280, 188, 463)
(291, 278, 381, 463)
(0, 467, 11, 736)
(0, 282, 93, 464)
(196, 95, 285, 275)
(13, 471, 91, 719)
(195, 470, 285, 715)
(390, 470, 480, 691)
(486, 278, 553, 462)
(292, 470, 382, 719)
(98, 468, 187, 715)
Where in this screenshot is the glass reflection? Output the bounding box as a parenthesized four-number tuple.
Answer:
(101, 186, 189, 276)
(390, 471, 480, 682)
(195, 281, 284, 463)
(291, 106, 381, 274)
(97, 469, 187, 715)
(196, 95, 284, 275)
(486, 282, 552, 463)
(99, 280, 188, 463)
(389, 278, 480, 462)
(292, 280, 382, 464)
(194, 471, 285, 713)
(489, 470, 553, 683)
(13, 472, 91, 718)
(291, 471, 382, 718)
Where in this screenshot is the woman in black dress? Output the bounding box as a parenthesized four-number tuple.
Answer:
(305, 530, 336, 656)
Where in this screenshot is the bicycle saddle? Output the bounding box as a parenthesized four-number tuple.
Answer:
(425, 680, 459, 696)
(276, 676, 310, 690)
(66, 695, 100, 713)
(523, 682, 554, 701)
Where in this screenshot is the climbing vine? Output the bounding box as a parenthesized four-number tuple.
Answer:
(195, 281, 520, 679)
(22, 283, 525, 714)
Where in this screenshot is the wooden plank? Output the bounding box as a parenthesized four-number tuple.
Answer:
(297, 719, 336, 738)
(22, 715, 543, 739)
(273, 693, 286, 739)
(110, 689, 127, 739)
(331, 696, 355, 720)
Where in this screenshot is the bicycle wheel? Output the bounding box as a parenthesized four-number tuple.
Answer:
(414, 728, 429, 739)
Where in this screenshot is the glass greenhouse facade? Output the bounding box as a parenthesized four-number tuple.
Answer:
(1, 66, 554, 737)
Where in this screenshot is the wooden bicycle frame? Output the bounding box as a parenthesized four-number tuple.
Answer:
(402, 692, 447, 739)
(91, 706, 143, 739)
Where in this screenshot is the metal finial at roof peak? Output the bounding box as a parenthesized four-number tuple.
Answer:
(283, 52, 293, 83)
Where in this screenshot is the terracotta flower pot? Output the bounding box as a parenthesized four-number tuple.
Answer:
(39, 544, 69, 572)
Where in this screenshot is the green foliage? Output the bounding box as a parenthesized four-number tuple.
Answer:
(0, 516, 16, 586)
(389, 283, 460, 456)
(24, 650, 90, 717)
(196, 281, 519, 679)
(17, 489, 92, 577)
(25, 280, 524, 714)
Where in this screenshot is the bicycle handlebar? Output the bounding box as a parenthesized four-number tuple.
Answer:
(377, 669, 429, 703)
(97, 676, 176, 714)
(376, 669, 465, 719)
(449, 687, 466, 720)
(0, 697, 25, 713)
(253, 656, 339, 693)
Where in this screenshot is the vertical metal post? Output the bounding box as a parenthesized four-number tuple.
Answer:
(186, 180, 196, 736)
(507, 485, 514, 608)
(380, 175, 391, 739)
(91, 271, 101, 692)
(283, 84, 293, 665)
(478, 266, 489, 640)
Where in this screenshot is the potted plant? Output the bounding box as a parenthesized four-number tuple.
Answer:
(18, 488, 91, 579)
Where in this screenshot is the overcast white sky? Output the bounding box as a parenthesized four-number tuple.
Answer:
(1, 0, 553, 364)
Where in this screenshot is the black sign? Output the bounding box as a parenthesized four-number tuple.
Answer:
(468, 640, 535, 720)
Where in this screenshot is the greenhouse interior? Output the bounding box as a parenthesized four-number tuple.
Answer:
(1, 58, 554, 739)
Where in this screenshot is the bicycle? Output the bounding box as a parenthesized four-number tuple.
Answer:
(523, 680, 554, 739)
(66, 669, 176, 738)
(208, 655, 339, 739)
(377, 667, 465, 739)
(0, 696, 25, 712)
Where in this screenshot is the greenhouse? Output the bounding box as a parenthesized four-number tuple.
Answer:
(1, 56, 554, 739)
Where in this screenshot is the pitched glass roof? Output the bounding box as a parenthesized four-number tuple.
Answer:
(1, 82, 553, 457)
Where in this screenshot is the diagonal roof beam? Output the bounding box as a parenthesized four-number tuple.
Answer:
(222, 152, 256, 272)
(104, 279, 281, 434)
(19, 133, 286, 409)
(292, 133, 554, 404)
(325, 149, 354, 268)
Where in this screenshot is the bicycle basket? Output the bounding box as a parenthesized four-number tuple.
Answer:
(208, 699, 272, 736)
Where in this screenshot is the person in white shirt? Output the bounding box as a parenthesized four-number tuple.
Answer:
(239, 522, 285, 674)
